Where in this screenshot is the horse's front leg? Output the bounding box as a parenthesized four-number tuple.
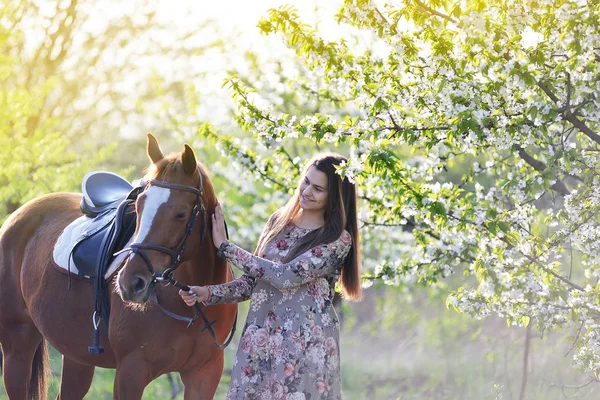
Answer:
(113, 353, 153, 400)
(57, 356, 95, 400)
(180, 351, 224, 400)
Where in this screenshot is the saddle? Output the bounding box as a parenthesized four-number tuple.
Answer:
(80, 171, 138, 216)
(70, 171, 140, 280)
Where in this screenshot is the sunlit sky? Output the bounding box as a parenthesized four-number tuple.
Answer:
(81, 0, 349, 138)
(22, 0, 354, 141)
(155, 0, 345, 41)
(151, 0, 351, 139)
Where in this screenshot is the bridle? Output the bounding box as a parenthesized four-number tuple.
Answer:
(115, 174, 236, 350)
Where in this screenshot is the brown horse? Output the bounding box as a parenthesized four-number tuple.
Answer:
(0, 134, 237, 399)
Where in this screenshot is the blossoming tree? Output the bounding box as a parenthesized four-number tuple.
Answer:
(201, 0, 600, 373)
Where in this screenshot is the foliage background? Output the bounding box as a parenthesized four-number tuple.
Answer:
(2, 0, 600, 399)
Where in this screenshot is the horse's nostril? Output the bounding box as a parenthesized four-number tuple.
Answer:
(131, 275, 147, 295)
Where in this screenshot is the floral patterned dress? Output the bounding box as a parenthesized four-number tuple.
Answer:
(205, 223, 352, 400)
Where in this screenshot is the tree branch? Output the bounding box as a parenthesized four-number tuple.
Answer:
(412, 0, 457, 23)
(512, 144, 570, 196)
(565, 321, 585, 358)
(538, 80, 600, 145)
(516, 244, 584, 291)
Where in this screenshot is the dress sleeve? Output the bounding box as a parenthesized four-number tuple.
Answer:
(203, 212, 278, 305)
(216, 230, 352, 289)
(203, 274, 256, 305)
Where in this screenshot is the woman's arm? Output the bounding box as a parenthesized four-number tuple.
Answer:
(192, 208, 275, 305)
(217, 231, 352, 289)
(203, 274, 256, 305)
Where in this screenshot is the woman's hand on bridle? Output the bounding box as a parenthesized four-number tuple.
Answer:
(212, 203, 227, 249)
(179, 286, 210, 306)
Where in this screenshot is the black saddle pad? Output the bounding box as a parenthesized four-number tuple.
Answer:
(71, 201, 137, 280)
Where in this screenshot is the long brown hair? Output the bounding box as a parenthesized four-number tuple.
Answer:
(255, 153, 362, 301)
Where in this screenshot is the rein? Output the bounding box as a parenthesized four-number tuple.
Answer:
(151, 278, 237, 350)
(115, 174, 236, 350)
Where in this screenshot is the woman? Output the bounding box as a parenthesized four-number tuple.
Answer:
(179, 153, 362, 400)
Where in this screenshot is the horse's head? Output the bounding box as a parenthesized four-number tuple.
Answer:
(117, 133, 216, 303)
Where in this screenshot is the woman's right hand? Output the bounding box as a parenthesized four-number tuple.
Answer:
(212, 203, 227, 249)
(178, 286, 210, 306)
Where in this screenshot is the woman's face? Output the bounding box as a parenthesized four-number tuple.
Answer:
(299, 166, 328, 213)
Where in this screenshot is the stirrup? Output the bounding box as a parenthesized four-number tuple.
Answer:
(88, 312, 104, 355)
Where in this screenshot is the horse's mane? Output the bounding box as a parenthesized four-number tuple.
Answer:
(143, 153, 217, 204)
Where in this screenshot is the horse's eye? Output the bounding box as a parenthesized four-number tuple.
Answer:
(175, 212, 187, 220)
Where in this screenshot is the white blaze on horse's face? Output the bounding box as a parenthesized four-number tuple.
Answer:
(136, 186, 171, 243)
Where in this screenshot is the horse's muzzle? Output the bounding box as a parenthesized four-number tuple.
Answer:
(118, 272, 154, 303)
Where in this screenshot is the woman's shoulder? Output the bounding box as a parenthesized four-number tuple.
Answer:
(316, 229, 352, 247)
(339, 229, 352, 245)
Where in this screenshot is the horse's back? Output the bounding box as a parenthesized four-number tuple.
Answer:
(0, 193, 81, 292)
(1, 192, 81, 241)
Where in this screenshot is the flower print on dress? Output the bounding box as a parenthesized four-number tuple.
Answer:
(308, 342, 327, 371)
(321, 313, 332, 327)
(291, 259, 315, 279)
(311, 325, 323, 341)
(204, 274, 255, 305)
(290, 331, 304, 354)
(284, 361, 296, 377)
(285, 392, 307, 400)
(253, 327, 270, 360)
(307, 279, 331, 310)
(278, 286, 297, 303)
(267, 310, 279, 322)
(240, 324, 258, 354)
(324, 336, 337, 356)
(242, 385, 265, 400)
(271, 380, 286, 400)
(240, 365, 255, 380)
(250, 289, 270, 312)
(324, 336, 340, 371)
(269, 327, 284, 362)
(235, 247, 251, 263)
(326, 353, 339, 371)
(226, 381, 242, 400)
(315, 375, 328, 394)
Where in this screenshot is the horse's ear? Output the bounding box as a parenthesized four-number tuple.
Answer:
(147, 133, 164, 164)
(182, 144, 197, 175)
